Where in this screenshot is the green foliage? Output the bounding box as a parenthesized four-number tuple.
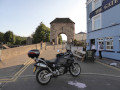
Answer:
(0, 31, 26, 45)
(15, 36, 21, 45)
(4, 31, 15, 45)
(74, 39, 77, 46)
(33, 22, 50, 43)
(74, 39, 85, 46)
(58, 35, 62, 44)
(20, 37, 27, 45)
(15, 36, 26, 45)
(14, 36, 26, 45)
(0, 32, 4, 42)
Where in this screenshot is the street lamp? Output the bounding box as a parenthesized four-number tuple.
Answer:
(62, 40, 63, 50)
(0, 50, 1, 61)
(0, 42, 3, 61)
(45, 31, 47, 50)
(70, 38, 73, 44)
(70, 38, 73, 51)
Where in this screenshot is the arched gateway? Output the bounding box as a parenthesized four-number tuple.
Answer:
(50, 18, 75, 45)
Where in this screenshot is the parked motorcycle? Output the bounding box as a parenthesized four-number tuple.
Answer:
(28, 49, 81, 85)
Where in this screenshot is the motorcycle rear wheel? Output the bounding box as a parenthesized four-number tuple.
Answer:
(69, 63, 81, 77)
(36, 69, 51, 85)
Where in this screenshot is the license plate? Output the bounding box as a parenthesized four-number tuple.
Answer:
(33, 66, 36, 72)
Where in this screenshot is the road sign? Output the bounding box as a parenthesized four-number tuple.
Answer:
(85, 50, 95, 62)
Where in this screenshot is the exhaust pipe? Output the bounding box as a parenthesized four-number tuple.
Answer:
(44, 73, 52, 78)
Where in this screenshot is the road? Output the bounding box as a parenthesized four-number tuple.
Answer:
(0, 45, 120, 90)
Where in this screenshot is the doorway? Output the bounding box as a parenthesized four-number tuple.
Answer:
(90, 39, 95, 49)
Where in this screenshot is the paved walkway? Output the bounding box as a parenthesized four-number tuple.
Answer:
(96, 57, 120, 69)
(40, 45, 65, 60)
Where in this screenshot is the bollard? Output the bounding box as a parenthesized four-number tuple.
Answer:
(53, 42, 55, 50)
(45, 42, 47, 50)
(0, 49, 2, 61)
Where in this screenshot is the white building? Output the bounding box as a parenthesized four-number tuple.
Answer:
(74, 32, 86, 42)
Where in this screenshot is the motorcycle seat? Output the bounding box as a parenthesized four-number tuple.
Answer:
(46, 60, 56, 64)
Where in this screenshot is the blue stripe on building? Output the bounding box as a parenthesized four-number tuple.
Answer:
(90, 0, 120, 18)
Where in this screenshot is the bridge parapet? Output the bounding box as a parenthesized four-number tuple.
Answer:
(1, 43, 46, 60)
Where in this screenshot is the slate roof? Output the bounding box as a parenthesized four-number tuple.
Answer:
(78, 32, 86, 34)
(50, 18, 75, 24)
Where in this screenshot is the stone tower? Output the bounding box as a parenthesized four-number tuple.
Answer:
(50, 18, 75, 45)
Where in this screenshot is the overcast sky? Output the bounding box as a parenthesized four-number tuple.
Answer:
(0, 0, 86, 40)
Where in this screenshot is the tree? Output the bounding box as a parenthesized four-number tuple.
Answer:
(74, 39, 77, 46)
(74, 39, 85, 46)
(33, 22, 50, 43)
(4, 31, 15, 45)
(14, 36, 26, 45)
(0, 32, 4, 42)
(15, 36, 22, 45)
(21, 37, 26, 45)
(58, 35, 62, 44)
(45, 27, 50, 42)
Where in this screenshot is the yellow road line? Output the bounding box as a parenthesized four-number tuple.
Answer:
(13, 60, 32, 77)
(0, 78, 10, 81)
(96, 61, 120, 72)
(0, 59, 33, 82)
(0, 48, 46, 83)
(0, 60, 32, 81)
(23, 59, 31, 65)
(12, 60, 34, 82)
(11, 60, 33, 81)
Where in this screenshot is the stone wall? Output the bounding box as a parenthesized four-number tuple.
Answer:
(1, 43, 46, 60)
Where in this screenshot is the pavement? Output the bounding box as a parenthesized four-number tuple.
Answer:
(96, 57, 120, 70)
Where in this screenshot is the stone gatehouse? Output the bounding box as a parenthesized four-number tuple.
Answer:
(50, 18, 75, 45)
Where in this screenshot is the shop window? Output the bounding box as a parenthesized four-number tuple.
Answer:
(92, 0, 102, 10)
(92, 14, 101, 30)
(105, 37, 113, 50)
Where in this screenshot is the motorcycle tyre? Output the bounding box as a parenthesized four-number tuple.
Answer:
(69, 63, 81, 77)
(36, 69, 51, 85)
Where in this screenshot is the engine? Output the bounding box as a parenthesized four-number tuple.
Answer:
(58, 67, 65, 75)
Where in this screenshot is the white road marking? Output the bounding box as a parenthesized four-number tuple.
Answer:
(68, 81, 87, 88)
(18, 72, 120, 79)
(81, 73, 120, 78)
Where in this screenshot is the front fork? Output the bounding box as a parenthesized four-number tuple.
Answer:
(71, 63, 77, 71)
(33, 65, 37, 73)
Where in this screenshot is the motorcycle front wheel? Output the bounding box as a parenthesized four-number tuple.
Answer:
(36, 69, 51, 85)
(69, 63, 81, 77)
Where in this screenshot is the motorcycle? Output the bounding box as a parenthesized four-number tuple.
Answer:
(28, 49, 81, 85)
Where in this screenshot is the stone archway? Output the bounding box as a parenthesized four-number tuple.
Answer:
(57, 33, 67, 44)
(50, 18, 75, 45)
